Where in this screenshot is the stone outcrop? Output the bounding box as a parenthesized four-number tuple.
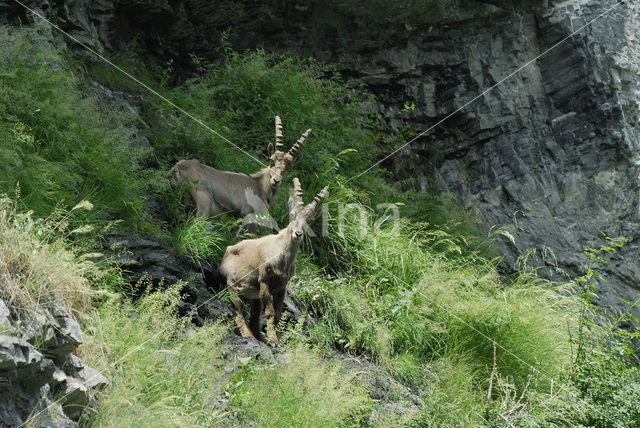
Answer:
(2, 0, 639, 317)
(0, 299, 108, 427)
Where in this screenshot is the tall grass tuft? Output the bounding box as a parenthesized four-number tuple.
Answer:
(0, 195, 100, 314)
(292, 179, 578, 398)
(172, 215, 239, 267)
(82, 282, 230, 427)
(230, 344, 372, 427)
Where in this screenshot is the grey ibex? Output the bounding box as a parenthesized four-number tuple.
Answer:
(219, 178, 328, 343)
(170, 116, 310, 231)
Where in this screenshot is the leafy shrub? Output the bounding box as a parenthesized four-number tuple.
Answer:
(569, 237, 640, 427)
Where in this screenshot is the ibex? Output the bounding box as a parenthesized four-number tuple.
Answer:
(219, 178, 328, 343)
(170, 116, 311, 231)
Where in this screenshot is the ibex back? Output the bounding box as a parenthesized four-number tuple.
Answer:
(170, 116, 310, 230)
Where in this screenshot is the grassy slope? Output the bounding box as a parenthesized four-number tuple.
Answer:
(1, 25, 639, 427)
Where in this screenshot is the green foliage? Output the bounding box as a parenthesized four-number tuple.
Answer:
(0, 26, 149, 230)
(88, 46, 388, 209)
(172, 215, 239, 267)
(573, 343, 640, 427)
(569, 236, 640, 427)
(406, 359, 487, 427)
(229, 344, 372, 428)
(0, 194, 102, 313)
(82, 283, 231, 427)
(292, 193, 577, 393)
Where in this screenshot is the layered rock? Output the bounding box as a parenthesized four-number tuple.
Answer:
(0, 299, 107, 427)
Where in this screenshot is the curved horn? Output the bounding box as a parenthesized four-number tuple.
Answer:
(306, 186, 329, 215)
(274, 116, 284, 152)
(288, 129, 311, 157)
(292, 177, 304, 206)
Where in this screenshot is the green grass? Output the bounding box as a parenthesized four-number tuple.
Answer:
(0, 194, 99, 314)
(0, 25, 150, 231)
(81, 282, 231, 427)
(172, 214, 239, 267)
(229, 344, 372, 428)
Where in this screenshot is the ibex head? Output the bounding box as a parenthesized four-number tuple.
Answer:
(265, 116, 310, 190)
(287, 178, 328, 241)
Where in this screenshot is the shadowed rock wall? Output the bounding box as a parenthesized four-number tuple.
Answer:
(1, 0, 639, 318)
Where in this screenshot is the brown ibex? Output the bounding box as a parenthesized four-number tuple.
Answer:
(219, 178, 328, 343)
(170, 116, 310, 231)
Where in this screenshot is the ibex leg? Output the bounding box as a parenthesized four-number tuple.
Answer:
(249, 299, 266, 342)
(259, 281, 278, 344)
(230, 289, 254, 340)
(274, 290, 285, 327)
(191, 189, 214, 218)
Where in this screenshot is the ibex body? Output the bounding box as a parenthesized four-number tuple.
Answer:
(170, 117, 310, 230)
(219, 178, 328, 343)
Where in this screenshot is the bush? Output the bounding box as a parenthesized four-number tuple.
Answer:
(569, 237, 640, 427)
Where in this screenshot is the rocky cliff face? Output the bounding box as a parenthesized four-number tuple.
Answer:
(0, 297, 107, 427)
(2, 0, 639, 316)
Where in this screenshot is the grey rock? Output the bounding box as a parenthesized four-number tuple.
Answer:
(0, 330, 109, 423)
(0, 298, 11, 327)
(0, 335, 54, 389)
(44, 302, 83, 357)
(0, 336, 75, 427)
(283, 294, 302, 318)
(59, 354, 85, 374)
(77, 365, 109, 391)
(60, 377, 89, 420)
(52, 367, 67, 386)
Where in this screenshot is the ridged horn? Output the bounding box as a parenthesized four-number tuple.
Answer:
(306, 186, 329, 215)
(292, 178, 304, 206)
(288, 129, 311, 157)
(274, 116, 284, 152)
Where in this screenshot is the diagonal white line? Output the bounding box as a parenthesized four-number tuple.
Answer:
(352, 0, 626, 180)
(11, 0, 625, 424)
(378, 262, 601, 419)
(11, 0, 266, 168)
(18, 246, 283, 427)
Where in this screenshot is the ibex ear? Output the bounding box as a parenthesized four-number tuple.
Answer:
(293, 153, 303, 165)
(267, 143, 274, 156)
